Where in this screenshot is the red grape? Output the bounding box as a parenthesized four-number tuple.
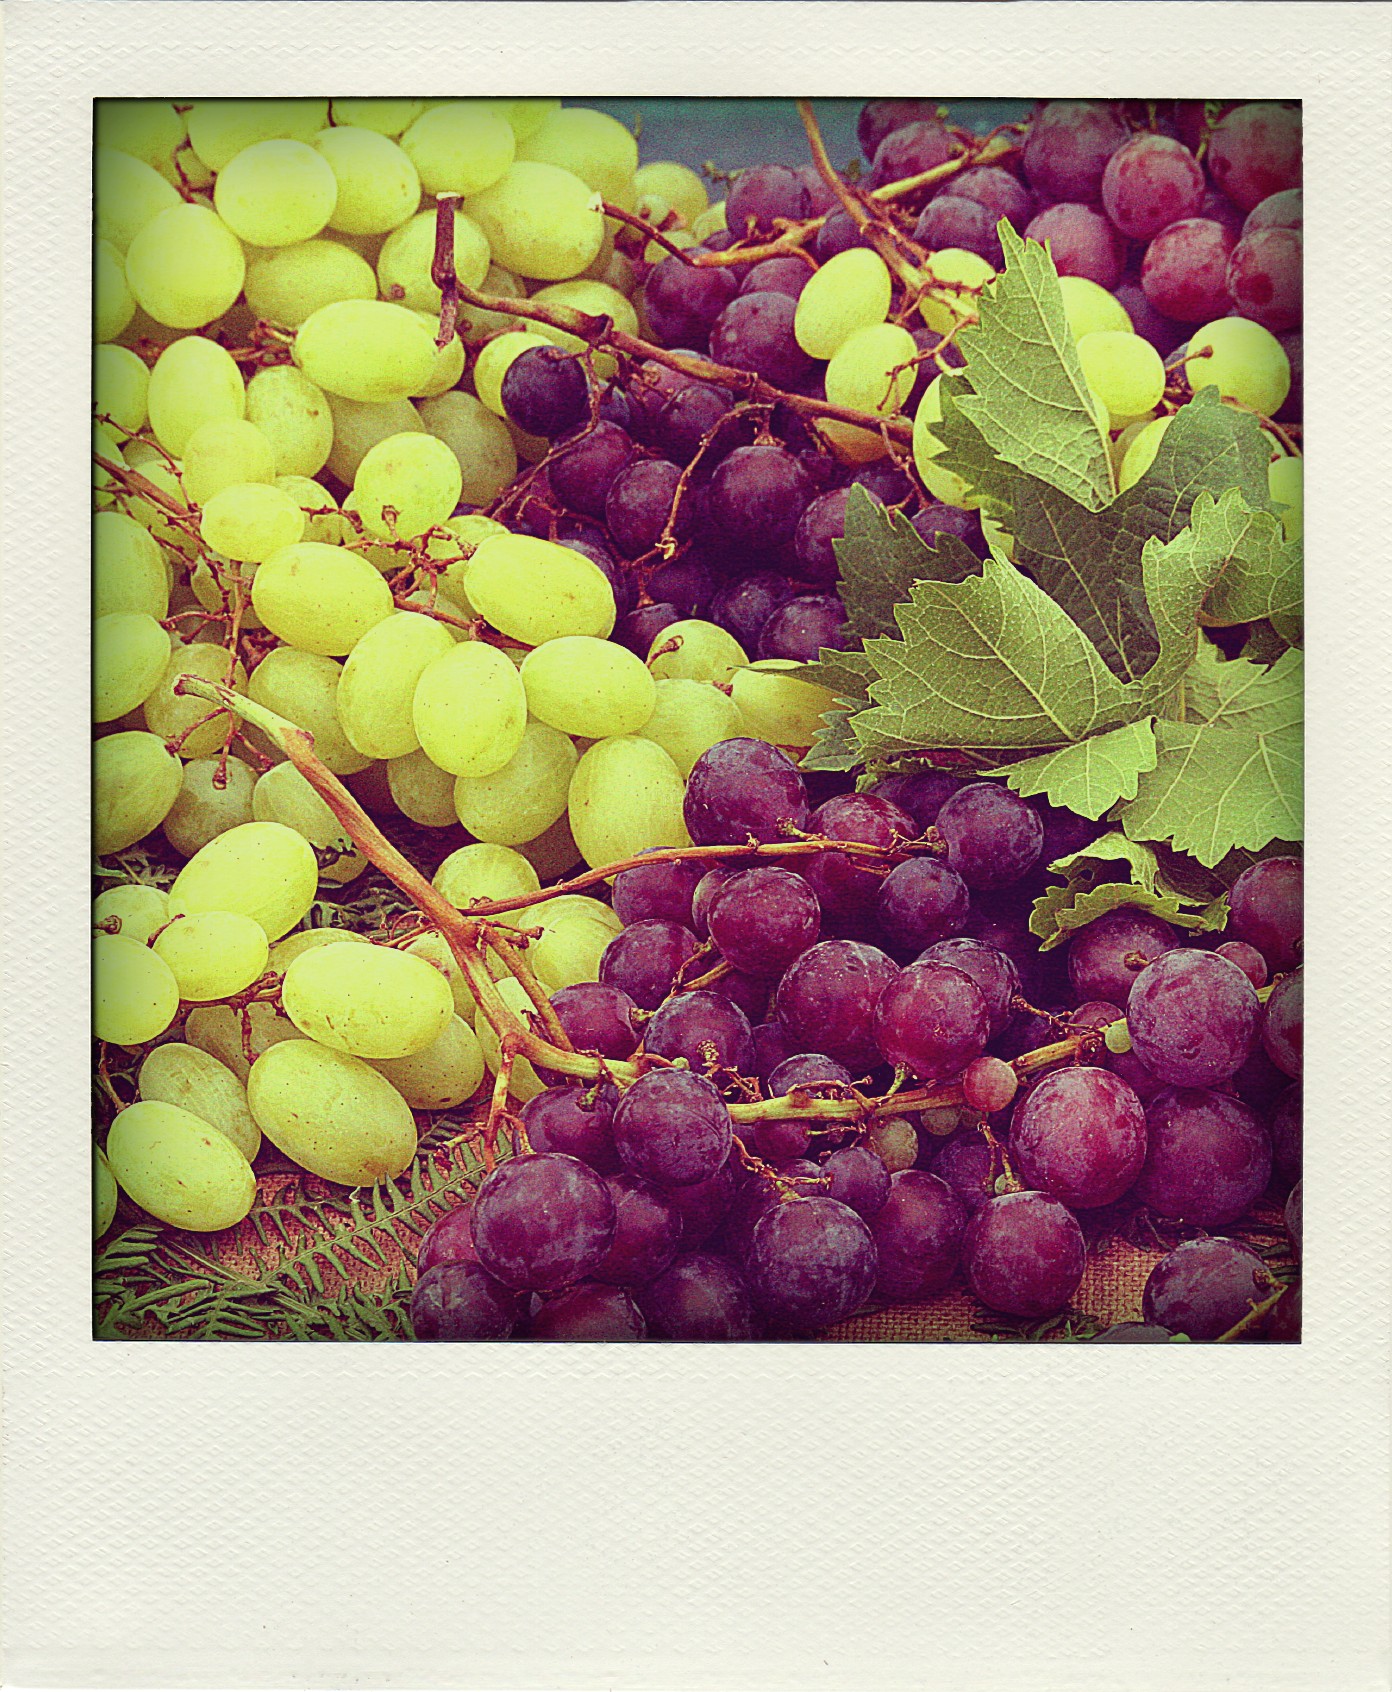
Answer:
(549, 983, 640, 1061)
(869, 1170, 967, 1299)
(591, 1173, 683, 1287)
(801, 793, 915, 923)
(1227, 856, 1302, 971)
(1141, 217, 1234, 322)
(637, 1250, 760, 1340)
(1142, 1237, 1278, 1340)
(707, 866, 821, 976)
(471, 1153, 617, 1292)
(642, 254, 739, 350)
(410, 1263, 522, 1340)
(612, 1067, 733, 1188)
(774, 938, 900, 1069)
(683, 738, 810, 847)
(1101, 133, 1205, 238)
(873, 960, 991, 1080)
(1261, 969, 1302, 1077)
(1126, 948, 1260, 1087)
(599, 918, 699, 1011)
(1134, 1085, 1272, 1225)
(529, 1283, 647, 1341)
(1025, 201, 1124, 289)
(1206, 102, 1302, 212)
(823, 1144, 892, 1219)
(961, 1054, 1018, 1115)
(642, 989, 754, 1077)
(876, 858, 971, 957)
(727, 164, 812, 236)
(915, 935, 1021, 1038)
(747, 1195, 878, 1330)
(964, 1190, 1087, 1317)
(611, 854, 704, 929)
(1010, 1065, 1147, 1208)
(1022, 100, 1128, 203)
(521, 1083, 620, 1174)
(1067, 907, 1180, 1006)
(935, 783, 1044, 890)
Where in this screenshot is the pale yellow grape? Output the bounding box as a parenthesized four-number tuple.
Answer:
(92, 421, 127, 510)
(399, 102, 515, 196)
(825, 321, 919, 417)
(268, 927, 370, 971)
(634, 160, 708, 225)
(464, 533, 617, 645)
(94, 145, 181, 252)
(153, 911, 271, 1001)
(1077, 330, 1166, 429)
(330, 99, 425, 137)
(632, 678, 745, 776)
(337, 611, 455, 760)
(94, 344, 150, 433)
(94, 240, 135, 343)
(1108, 418, 1150, 479)
(94, 1147, 118, 1238)
(106, 1100, 256, 1230)
(532, 894, 624, 940)
(1059, 275, 1133, 340)
(96, 100, 185, 174)
(410, 640, 527, 777)
(325, 392, 424, 482)
(416, 391, 517, 506)
(121, 441, 164, 468)
(794, 248, 892, 359)
(182, 418, 276, 505)
(530, 277, 639, 344)
(451, 719, 577, 844)
(251, 541, 394, 655)
(458, 261, 528, 340)
(367, 1017, 485, 1110)
(433, 842, 540, 923)
(93, 882, 172, 945)
(295, 299, 438, 403)
(465, 162, 605, 281)
(724, 661, 830, 750)
(408, 316, 467, 398)
(474, 977, 547, 1102)
(405, 930, 477, 1023)
(353, 432, 462, 542)
(162, 754, 257, 857)
(388, 748, 458, 827)
(93, 613, 168, 722)
(1268, 454, 1302, 542)
(143, 641, 247, 758)
(912, 375, 979, 510)
(377, 208, 491, 311)
(242, 366, 332, 478)
(568, 736, 688, 870)
(485, 98, 561, 142)
(1117, 414, 1173, 492)
(246, 646, 370, 775)
(1184, 318, 1291, 417)
(94, 511, 168, 619)
(214, 139, 339, 246)
(170, 820, 318, 940)
(185, 999, 299, 1084)
(138, 1043, 261, 1160)
(93, 933, 180, 1045)
(530, 912, 614, 994)
(279, 941, 452, 1061)
(517, 637, 653, 739)
(277, 474, 343, 543)
(471, 330, 554, 417)
(919, 248, 996, 336)
(517, 106, 638, 210)
(244, 238, 378, 328)
(147, 336, 246, 455)
(692, 200, 727, 240)
(247, 1039, 416, 1184)
(251, 763, 364, 885)
(187, 99, 328, 172)
(95, 732, 183, 855)
(314, 126, 420, 235)
(504, 416, 552, 466)
(125, 204, 246, 329)
(646, 619, 747, 686)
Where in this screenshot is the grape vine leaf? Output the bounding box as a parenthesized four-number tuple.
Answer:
(1029, 879, 1229, 951)
(1028, 828, 1229, 949)
(1049, 831, 1167, 889)
(994, 719, 1158, 818)
(832, 486, 982, 643)
(797, 648, 876, 772)
(1169, 488, 1304, 646)
(1182, 642, 1303, 734)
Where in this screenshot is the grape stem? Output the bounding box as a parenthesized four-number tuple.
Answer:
(1212, 1285, 1286, 1344)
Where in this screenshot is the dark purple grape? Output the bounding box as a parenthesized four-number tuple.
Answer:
(875, 858, 970, 958)
(709, 571, 796, 649)
(1068, 907, 1181, 1007)
(611, 853, 704, 929)
(1227, 856, 1302, 972)
(683, 737, 810, 847)
(1127, 948, 1260, 1087)
(499, 344, 589, 437)
(931, 1129, 1000, 1215)
(665, 1158, 742, 1249)
(617, 601, 680, 656)
(775, 938, 900, 1070)
(792, 486, 849, 586)
(605, 457, 686, 558)
(1022, 100, 1128, 201)
(1141, 218, 1234, 323)
(528, 1283, 647, 1340)
(1010, 1066, 1146, 1209)
(874, 960, 990, 1081)
(1261, 969, 1302, 1078)
(750, 1018, 796, 1082)
(1135, 1085, 1272, 1225)
(549, 420, 635, 519)
(711, 970, 772, 1027)
(935, 783, 1043, 892)
(916, 935, 1021, 1039)
(1036, 800, 1101, 865)
(1142, 1237, 1278, 1340)
(869, 119, 958, 190)
(757, 593, 848, 662)
(1206, 102, 1302, 212)
(740, 256, 814, 299)
(471, 1153, 617, 1292)
(913, 194, 1002, 265)
(727, 165, 812, 237)
(706, 442, 816, 551)
(1088, 1322, 1179, 1344)
(869, 1170, 966, 1299)
(706, 865, 821, 976)
(759, 1051, 853, 1163)
(801, 793, 915, 924)
(1198, 183, 1247, 242)
(410, 1262, 521, 1340)
(612, 1067, 732, 1189)
(1025, 202, 1124, 289)
(823, 1144, 891, 1219)
(815, 209, 870, 260)
(549, 983, 640, 1062)
(690, 865, 736, 938)
(851, 461, 914, 506)
(868, 769, 963, 831)
(642, 989, 754, 1077)
(858, 99, 944, 161)
(709, 291, 814, 387)
(747, 1195, 877, 1330)
(599, 919, 699, 1011)
(1226, 227, 1301, 332)
(521, 1084, 619, 1173)
(1285, 1180, 1302, 1262)
(641, 255, 738, 350)
(1270, 1083, 1302, 1187)
(415, 1203, 480, 1273)
(1100, 133, 1204, 239)
(910, 501, 988, 559)
(637, 1250, 759, 1340)
(652, 380, 739, 465)
(1214, 940, 1268, 990)
(1229, 1039, 1289, 1112)
(591, 1172, 682, 1286)
(961, 1055, 1018, 1115)
(1244, 189, 1302, 236)
(1112, 280, 1186, 357)
(950, 165, 1034, 231)
(597, 381, 633, 429)
(646, 555, 714, 619)
(964, 1190, 1087, 1318)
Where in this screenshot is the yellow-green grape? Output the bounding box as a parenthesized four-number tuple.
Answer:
(329, 98, 425, 137)
(169, 820, 318, 940)
(92, 421, 127, 510)
(405, 929, 477, 1023)
(313, 126, 420, 235)
(247, 1038, 417, 1184)
(94, 1146, 119, 1238)
(186, 99, 327, 171)
(138, 1042, 261, 1160)
(125, 204, 246, 329)
(268, 926, 370, 972)
(692, 200, 727, 240)
(162, 754, 257, 857)
(399, 102, 516, 196)
(251, 541, 394, 655)
(152, 910, 271, 1001)
(93, 612, 169, 722)
(106, 1100, 256, 1230)
(185, 999, 298, 1084)
(94, 731, 183, 855)
(474, 976, 547, 1102)
(94, 239, 136, 342)
(520, 636, 656, 738)
(1268, 454, 1302, 542)
(93, 881, 172, 945)
(387, 748, 458, 827)
(452, 719, 578, 844)
(143, 641, 246, 758)
(412, 641, 528, 777)
(634, 160, 708, 225)
(458, 261, 528, 340)
(794, 248, 892, 359)
(213, 138, 339, 246)
(433, 842, 541, 923)
(281, 941, 454, 1059)
(646, 619, 747, 686)
(377, 207, 491, 311)
(408, 315, 467, 398)
(94, 510, 168, 620)
(367, 1017, 485, 1110)
(918, 248, 996, 335)
(182, 418, 276, 505)
(729, 661, 837, 750)
(96, 99, 185, 175)
(530, 910, 615, 994)
(295, 299, 438, 403)
(353, 432, 462, 542)
(121, 440, 164, 468)
(504, 416, 552, 466)
(568, 735, 689, 870)
(147, 335, 246, 456)
(471, 330, 555, 417)
(465, 161, 605, 281)
(866, 1115, 920, 1172)
(1077, 330, 1166, 429)
(483, 98, 561, 142)
(337, 612, 455, 760)
(533, 894, 624, 939)
(244, 237, 378, 328)
(1184, 317, 1291, 417)
(416, 391, 518, 507)
(94, 145, 182, 252)
(93, 932, 181, 1045)
(244, 366, 334, 478)
(252, 762, 366, 886)
(1117, 414, 1174, 492)
(247, 645, 370, 775)
(94, 344, 150, 434)
(464, 533, 617, 645)
(277, 474, 343, 544)
(1058, 275, 1133, 340)
(117, 459, 198, 564)
(324, 392, 424, 482)
(825, 321, 919, 417)
(912, 375, 979, 510)
(529, 276, 639, 344)
(517, 106, 638, 210)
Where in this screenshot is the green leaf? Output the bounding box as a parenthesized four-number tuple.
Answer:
(833, 486, 980, 643)
(1179, 488, 1303, 639)
(1029, 879, 1230, 951)
(1048, 831, 1163, 890)
(1241, 619, 1291, 666)
(795, 648, 875, 772)
(994, 719, 1158, 818)
(1183, 644, 1302, 734)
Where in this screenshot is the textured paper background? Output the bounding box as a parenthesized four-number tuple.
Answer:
(2, 3, 1389, 1687)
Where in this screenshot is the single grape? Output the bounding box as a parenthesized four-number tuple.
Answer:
(1010, 1066, 1147, 1208)
(930, 1129, 999, 1215)
(816, 210, 870, 260)
(935, 783, 1044, 891)
(1227, 856, 1302, 972)
(750, 1019, 797, 1083)
(410, 1263, 521, 1341)
(528, 1283, 647, 1341)
(1112, 279, 1185, 356)
(706, 866, 821, 976)
(774, 939, 900, 1071)
(690, 866, 737, 938)
(642, 253, 739, 350)
(611, 854, 705, 929)
(792, 487, 850, 585)
(758, 1051, 854, 1163)
(1134, 1085, 1272, 1225)
(665, 1158, 743, 1250)
(642, 990, 754, 1078)
(1261, 969, 1302, 1078)
(1225, 227, 1301, 333)
(741, 256, 814, 299)
(823, 1145, 891, 1220)
(1183, 316, 1291, 415)
(747, 1195, 877, 1331)
(1270, 1083, 1302, 1187)
(857, 99, 943, 160)
(618, 601, 681, 656)
(914, 194, 1002, 265)
(869, 119, 958, 189)
(867, 1169, 966, 1299)
(1021, 100, 1128, 202)
(964, 1191, 1087, 1318)
(1206, 103, 1302, 212)
(521, 1084, 619, 1175)
(416, 1205, 481, 1273)
(1142, 1237, 1278, 1341)
(1127, 948, 1260, 1087)
(915, 936, 1022, 1040)
(1141, 218, 1234, 322)
(1100, 133, 1204, 238)
(874, 961, 991, 1081)
(683, 738, 810, 847)
(801, 793, 916, 924)
(1078, 330, 1166, 428)
(637, 1250, 759, 1340)
(499, 344, 589, 437)
(612, 1067, 733, 1189)
(1025, 202, 1124, 289)
(1068, 907, 1181, 1006)
(598, 919, 700, 1011)
(605, 457, 687, 558)
(1215, 940, 1269, 989)
(709, 572, 796, 650)
(548, 419, 635, 518)
(875, 858, 971, 958)
(756, 594, 848, 662)
(706, 442, 817, 552)
(653, 381, 739, 465)
(726, 164, 812, 236)
(867, 770, 964, 831)
(910, 501, 988, 559)
(589, 1172, 684, 1286)
(1244, 189, 1302, 235)
(470, 1153, 616, 1292)
(549, 984, 640, 1062)
(710, 291, 814, 388)
(961, 1055, 1018, 1115)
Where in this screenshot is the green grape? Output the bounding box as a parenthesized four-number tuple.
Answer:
(153, 910, 271, 1001)
(533, 893, 624, 940)
(138, 1042, 261, 1160)
(281, 940, 454, 1059)
(106, 1100, 256, 1230)
(125, 204, 246, 329)
(729, 660, 837, 750)
(325, 392, 425, 483)
(646, 619, 747, 686)
(147, 335, 246, 456)
(95, 731, 183, 855)
(1077, 330, 1165, 429)
(314, 126, 420, 236)
(94, 239, 136, 343)
(143, 641, 246, 757)
(528, 276, 638, 351)
(387, 748, 458, 827)
(294, 299, 439, 403)
(93, 612, 169, 722)
(918, 248, 996, 336)
(865, 1115, 919, 1173)
(337, 611, 456, 760)
(465, 533, 618, 646)
(474, 976, 548, 1102)
(404, 930, 477, 1023)
(520, 636, 656, 738)
(825, 321, 919, 416)
(353, 432, 462, 541)
(452, 718, 578, 844)
(794, 248, 892, 358)
(330, 99, 425, 137)
(471, 330, 555, 416)
(912, 375, 979, 510)
(185, 999, 299, 1084)
(1268, 453, 1302, 543)
(457, 261, 528, 340)
(568, 735, 689, 870)
(1058, 275, 1133, 340)
(252, 762, 367, 886)
(412, 640, 528, 776)
(244, 237, 378, 329)
(169, 820, 319, 940)
(162, 754, 257, 858)
(465, 161, 605, 281)
(182, 419, 276, 505)
(213, 138, 339, 246)
(94, 511, 169, 620)
(692, 200, 727, 240)
(433, 842, 541, 922)
(94, 145, 181, 252)
(92, 421, 127, 510)
(1184, 318, 1291, 417)
(186, 99, 328, 172)
(1103, 1019, 1133, 1055)
(530, 911, 615, 994)
(247, 645, 371, 775)
(484, 98, 561, 142)
(93, 932, 181, 1045)
(366, 1016, 485, 1110)
(93, 881, 172, 945)
(268, 927, 371, 972)
(377, 207, 491, 312)
(634, 159, 708, 225)
(276, 474, 344, 544)
(516, 106, 638, 209)
(416, 391, 517, 507)
(1117, 414, 1173, 492)
(251, 540, 395, 655)
(94, 344, 150, 434)
(397, 102, 514, 198)
(409, 314, 467, 399)
(96, 99, 186, 174)
(243, 366, 333, 478)
(188, 556, 261, 627)
(94, 1146, 118, 1238)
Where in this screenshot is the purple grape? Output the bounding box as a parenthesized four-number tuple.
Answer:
(964, 1190, 1087, 1318)
(1025, 202, 1124, 289)
(747, 1195, 877, 1330)
(1214, 940, 1268, 990)
(1285, 1180, 1302, 1262)
(851, 459, 914, 505)
(1206, 103, 1302, 212)
(757, 593, 848, 662)
(916, 935, 1021, 1039)
(1134, 1085, 1272, 1225)
(792, 486, 849, 586)
(1127, 948, 1260, 1087)
(549, 420, 634, 519)
(823, 1144, 891, 1219)
(868, 769, 963, 831)
(471, 1154, 617, 1292)
(1142, 1237, 1278, 1341)
(1244, 189, 1302, 236)
(794, 165, 840, 216)
(710, 291, 815, 388)
(1270, 1083, 1302, 1187)
(415, 1203, 480, 1273)
(1022, 101, 1128, 203)
(410, 1262, 521, 1340)
(655, 381, 741, 466)
(611, 853, 704, 929)
(521, 1084, 620, 1173)
(961, 1055, 1018, 1115)
(626, 357, 698, 443)
(641, 254, 738, 350)
(726, 165, 812, 237)
(1112, 280, 1185, 357)
(499, 344, 588, 437)
(683, 738, 810, 847)
(549, 983, 640, 1062)
(1277, 329, 1302, 422)
(708, 967, 772, 1024)
(1226, 227, 1301, 332)
(816, 210, 870, 260)
(1229, 1039, 1289, 1112)
(1266, 1277, 1300, 1341)
(638, 1250, 759, 1340)
(750, 1019, 796, 1082)
(869, 1170, 967, 1300)
(599, 919, 699, 1011)
(950, 164, 1035, 231)
(874, 960, 990, 1081)
(706, 865, 821, 976)
(801, 793, 915, 924)
(612, 1067, 733, 1188)
(709, 571, 796, 649)
(706, 442, 816, 551)
(646, 555, 714, 619)
(690, 865, 736, 937)
(913, 194, 1002, 266)
(605, 457, 686, 558)
(1089, 1322, 1180, 1344)
(740, 256, 814, 299)
(935, 783, 1044, 891)
(528, 1283, 647, 1341)
(857, 99, 944, 161)
(875, 858, 971, 958)
(1010, 1066, 1146, 1209)
(665, 1157, 742, 1249)
(1198, 183, 1247, 242)
(1068, 907, 1181, 1006)
(1261, 969, 1302, 1078)
(910, 501, 988, 559)
(775, 938, 900, 1070)
(1141, 218, 1234, 323)
(642, 989, 754, 1077)
(591, 1172, 682, 1286)
(931, 1129, 1000, 1215)
(597, 381, 633, 429)
(1100, 133, 1205, 239)
(617, 601, 680, 656)
(1227, 856, 1302, 972)
(869, 119, 958, 190)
